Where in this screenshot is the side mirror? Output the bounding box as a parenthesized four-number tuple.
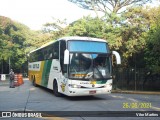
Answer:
(64, 49, 69, 64)
(112, 51, 121, 64)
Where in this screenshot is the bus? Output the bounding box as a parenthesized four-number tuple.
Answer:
(28, 36, 121, 96)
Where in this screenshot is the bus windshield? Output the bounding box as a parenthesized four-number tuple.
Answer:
(68, 41, 108, 53)
(69, 53, 111, 80)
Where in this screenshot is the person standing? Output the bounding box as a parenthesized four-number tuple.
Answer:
(9, 69, 15, 88)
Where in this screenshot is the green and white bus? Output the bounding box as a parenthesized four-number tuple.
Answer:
(28, 36, 121, 96)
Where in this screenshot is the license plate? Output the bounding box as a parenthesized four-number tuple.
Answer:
(89, 90, 96, 94)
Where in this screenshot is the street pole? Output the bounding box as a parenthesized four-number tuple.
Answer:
(135, 54, 137, 91)
(9, 57, 10, 74)
(1, 59, 3, 74)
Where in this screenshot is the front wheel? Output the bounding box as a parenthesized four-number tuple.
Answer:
(53, 81, 61, 97)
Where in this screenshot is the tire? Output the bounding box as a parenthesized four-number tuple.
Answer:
(32, 76, 37, 87)
(53, 81, 61, 97)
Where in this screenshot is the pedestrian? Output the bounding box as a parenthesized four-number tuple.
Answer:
(9, 69, 15, 88)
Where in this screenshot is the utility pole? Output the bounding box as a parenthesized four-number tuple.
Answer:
(135, 54, 137, 91)
(9, 57, 10, 73)
(1, 59, 3, 74)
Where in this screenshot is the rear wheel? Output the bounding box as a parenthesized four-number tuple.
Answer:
(53, 81, 61, 97)
(32, 76, 37, 87)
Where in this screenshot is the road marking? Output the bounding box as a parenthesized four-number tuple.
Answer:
(111, 95, 139, 102)
(127, 98, 139, 102)
(30, 88, 36, 91)
(110, 95, 124, 99)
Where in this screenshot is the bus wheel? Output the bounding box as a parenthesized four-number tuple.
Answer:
(53, 81, 61, 97)
(33, 77, 37, 87)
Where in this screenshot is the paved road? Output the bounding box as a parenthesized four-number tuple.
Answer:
(0, 79, 160, 120)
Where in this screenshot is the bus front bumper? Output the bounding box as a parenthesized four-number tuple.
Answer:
(65, 86, 112, 96)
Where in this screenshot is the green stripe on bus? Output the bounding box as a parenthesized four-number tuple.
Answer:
(41, 60, 52, 87)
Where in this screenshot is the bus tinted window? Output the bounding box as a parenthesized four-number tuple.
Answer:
(52, 41, 59, 59)
(37, 49, 43, 61)
(28, 41, 59, 62)
(68, 41, 108, 53)
(60, 40, 67, 75)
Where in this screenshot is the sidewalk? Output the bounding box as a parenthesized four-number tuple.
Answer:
(0, 79, 9, 86)
(0, 78, 28, 92)
(112, 90, 160, 95)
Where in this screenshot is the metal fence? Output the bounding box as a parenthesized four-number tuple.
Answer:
(113, 68, 160, 91)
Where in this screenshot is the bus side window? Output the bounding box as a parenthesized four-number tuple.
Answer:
(37, 49, 43, 61)
(43, 49, 48, 60)
(53, 41, 59, 59)
(47, 46, 53, 59)
(60, 40, 67, 75)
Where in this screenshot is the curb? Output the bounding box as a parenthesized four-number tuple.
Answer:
(112, 90, 160, 95)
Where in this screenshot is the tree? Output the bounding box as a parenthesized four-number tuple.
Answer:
(67, 16, 105, 38)
(68, 0, 151, 16)
(40, 5, 160, 71)
(42, 18, 69, 40)
(0, 16, 40, 73)
(145, 7, 160, 73)
(69, 0, 152, 33)
(43, 18, 67, 32)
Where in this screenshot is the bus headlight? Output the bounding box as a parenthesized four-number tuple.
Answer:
(105, 83, 112, 88)
(69, 84, 81, 88)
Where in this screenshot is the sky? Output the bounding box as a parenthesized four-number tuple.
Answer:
(0, 0, 96, 30)
(0, 0, 159, 30)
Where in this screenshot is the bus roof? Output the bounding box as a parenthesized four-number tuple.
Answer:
(29, 36, 107, 54)
(59, 36, 107, 42)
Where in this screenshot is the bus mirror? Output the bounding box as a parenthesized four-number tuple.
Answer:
(112, 51, 121, 64)
(64, 49, 69, 64)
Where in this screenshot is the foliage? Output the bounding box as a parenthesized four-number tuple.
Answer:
(67, 16, 105, 37)
(68, 0, 151, 15)
(0, 16, 52, 73)
(1, 3, 160, 74)
(42, 18, 69, 40)
(45, 5, 160, 71)
(145, 8, 160, 73)
(67, 1, 159, 68)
